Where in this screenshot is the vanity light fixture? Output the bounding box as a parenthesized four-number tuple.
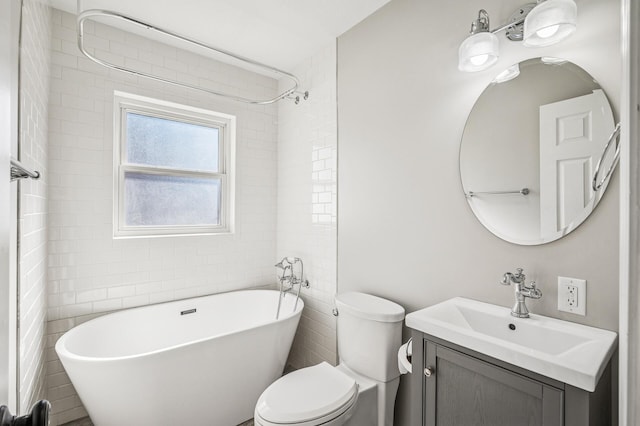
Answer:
(458, 0, 577, 72)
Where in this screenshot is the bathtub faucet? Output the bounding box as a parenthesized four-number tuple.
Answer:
(276, 264, 292, 289)
(275, 257, 310, 319)
(275, 257, 309, 290)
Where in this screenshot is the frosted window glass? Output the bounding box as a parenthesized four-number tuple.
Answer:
(126, 112, 219, 172)
(124, 172, 221, 226)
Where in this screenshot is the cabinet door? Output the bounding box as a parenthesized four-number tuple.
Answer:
(424, 341, 564, 426)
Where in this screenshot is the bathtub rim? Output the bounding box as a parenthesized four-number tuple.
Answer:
(55, 289, 304, 363)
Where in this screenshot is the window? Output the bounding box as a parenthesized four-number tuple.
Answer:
(113, 92, 235, 237)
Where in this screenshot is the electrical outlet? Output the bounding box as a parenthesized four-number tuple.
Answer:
(566, 285, 578, 307)
(558, 277, 586, 315)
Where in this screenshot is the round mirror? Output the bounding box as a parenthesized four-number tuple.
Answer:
(460, 58, 617, 245)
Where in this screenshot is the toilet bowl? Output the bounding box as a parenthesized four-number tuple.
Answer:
(254, 292, 405, 426)
(254, 362, 367, 426)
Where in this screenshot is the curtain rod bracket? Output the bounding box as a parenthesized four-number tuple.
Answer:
(10, 158, 40, 182)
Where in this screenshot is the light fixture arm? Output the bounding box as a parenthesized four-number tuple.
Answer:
(490, 16, 526, 35)
(486, 3, 538, 42)
(470, 9, 491, 34)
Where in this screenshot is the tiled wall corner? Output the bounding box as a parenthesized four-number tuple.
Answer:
(18, 0, 51, 414)
(277, 43, 338, 369)
(45, 9, 279, 425)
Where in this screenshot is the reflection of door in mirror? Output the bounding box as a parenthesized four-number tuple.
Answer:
(539, 89, 614, 235)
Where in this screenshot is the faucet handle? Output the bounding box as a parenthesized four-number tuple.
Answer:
(524, 280, 543, 299)
(529, 281, 542, 294)
(500, 272, 513, 285)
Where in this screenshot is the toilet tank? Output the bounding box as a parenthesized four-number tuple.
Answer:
(335, 292, 405, 383)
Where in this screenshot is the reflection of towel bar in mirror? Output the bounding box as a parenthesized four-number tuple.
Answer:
(466, 188, 530, 198)
(592, 122, 621, 192)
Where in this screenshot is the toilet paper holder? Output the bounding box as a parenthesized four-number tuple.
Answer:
(398, 338, 413, 374)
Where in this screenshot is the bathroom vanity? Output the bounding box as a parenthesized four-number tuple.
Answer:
(406, 298, 617, 426)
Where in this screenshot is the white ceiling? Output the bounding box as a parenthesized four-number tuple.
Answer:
(48, 0, 391, 73)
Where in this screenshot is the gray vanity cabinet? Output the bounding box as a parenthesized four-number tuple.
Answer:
(411, 331, 613, 426)
(422, 340, 563, 425)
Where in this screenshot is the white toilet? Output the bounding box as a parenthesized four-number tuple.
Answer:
(254, 292, 405, 426)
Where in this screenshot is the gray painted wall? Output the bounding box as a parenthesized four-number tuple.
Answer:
(337, 0, 621, 424)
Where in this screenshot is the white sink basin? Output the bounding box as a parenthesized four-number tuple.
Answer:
(405, 297, 617, 392)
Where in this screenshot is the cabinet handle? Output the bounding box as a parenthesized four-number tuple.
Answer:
(424, 367, 434, 378)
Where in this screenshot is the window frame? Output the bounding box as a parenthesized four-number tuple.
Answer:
(113, 91, 235, 238)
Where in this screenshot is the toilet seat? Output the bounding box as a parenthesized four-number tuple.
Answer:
(255, 362, 359, 426)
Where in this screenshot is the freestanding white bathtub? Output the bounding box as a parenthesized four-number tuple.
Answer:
(55, 290, 303, 426)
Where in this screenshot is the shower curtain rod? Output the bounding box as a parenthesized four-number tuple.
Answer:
(76, 8, 309, 105)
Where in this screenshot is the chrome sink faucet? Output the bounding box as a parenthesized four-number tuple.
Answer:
(500, 268, 542, 318)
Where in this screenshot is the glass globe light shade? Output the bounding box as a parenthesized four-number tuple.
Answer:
(523, 0, 577, 47)
(458, 32, 499, 72)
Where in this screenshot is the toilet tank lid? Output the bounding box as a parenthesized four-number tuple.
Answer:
(335, 292, 405, 322)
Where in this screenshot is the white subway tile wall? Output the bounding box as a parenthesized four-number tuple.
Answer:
(277, 43, 338, 369)
(19, 0, 51, 414)
(46, 9, 279, 425)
